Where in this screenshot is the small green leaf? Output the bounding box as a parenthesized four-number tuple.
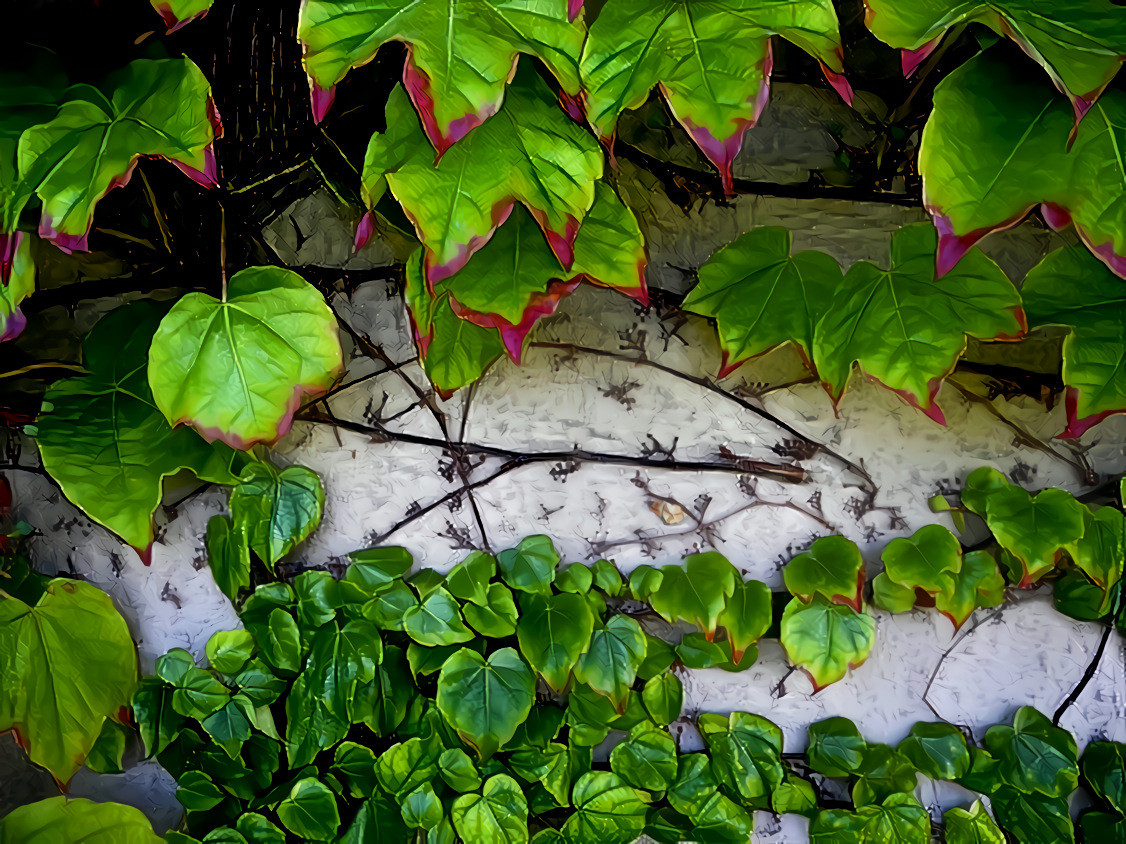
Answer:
(667, 755, 754, 842)
(780, 596, 876, 691)
(881, 524, 963, 596)
(628, 565, 663, 601)
(943, 801, 1005, 844)
(642, 673, 683, 726)
(934, 550, 1006, 631)
(872, 571, 917, 613)
(437, 647, 535, 759)
(232, 659, 285, 708)
(650, 551, 738, 636)
(783, 535, 865, 611)
(981, 485, 1087, 587)
(346, 547, 413, 593)
(574, 614, 647, 712)
(898, 722, 970, 781)
(234, 813, 285, 844)
(717, 578, 772, 662)
(259, 609, 302, 674)
(177, 770, 225, 812)
(148, 266, 343, 449)
(401, 783, 443, 830)
(497, 535, 558, 595)
(556, 563, 594, 594)
(772, 774, 818, 817)
(440, 747, 482, 793)
(206, 516, 251, 603)
(402, 587, 474, 647)
(463, 582, 519, 637)
(229, 462, 325, 567)
(516, 592, 595, 692)
(376, 736, 442, 798)
(132, 677, 186, 758)
(451, 774, 530, 844)
(610, 724, 678, 792)
(276, 778, 340, 841)
(85, 718, 129, 774)
(852, 744, 919, 805)
(206, 630, 256, 675)
(445, 551, 496, 605)
(331, 742, 378, 799)
(807, 716, 867, 778)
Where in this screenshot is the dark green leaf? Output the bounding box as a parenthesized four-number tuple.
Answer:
(898, 722, 970, 781)
(807, 716, 867, 778)
(642, 673, 683, 726)
(497, 535, 558, 596)
(436, 647, 535, 759)
(276, 778, 340, 841)
(573, 614, 646, 711)
(516, 592, 595, 692)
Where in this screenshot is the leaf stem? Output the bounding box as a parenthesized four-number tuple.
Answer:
(0, 362, 86, 380)
(219, 201, 228, 302)
(138, 165, 173, 254)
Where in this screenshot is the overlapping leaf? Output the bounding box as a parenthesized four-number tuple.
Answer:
(581, 0, 849, 191)
(810, 793, 931, 842)
(920, 50, 1126, 278)
(783, 535, 865, 611)
(517, 592, 594, 692)
(683, 227, 844, 376)
(0, 580, 138, 782)
(360, 70, 601, 283)
(298, 0, 584, 151)
(36, 302, 240, 555)
(649, 551, 737, 637)
(229, 461, 325, 567)
(813, 224, 1023, 418)
(1023, 246, 1126, 436)
(863, 0, 1125, 115)
(148, 266, 343, 449)
(780, 595, 876, 691)
(18, 58, 218, 252)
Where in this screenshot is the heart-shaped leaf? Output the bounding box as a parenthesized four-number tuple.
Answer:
(981, 486, 1087, 587)
(562, 771, 650, 844)
(683, 227, 844, 376)
(716, 577, 772, 663)
(806, 717, 867, 778)
(985, 707, 1079, 798)
(780, 596, 876, 691)
(516, 592, 595, 692)
(881, 524, 962, 596)
(361, 68, 601, 283)
(783, 535, 865, 611)
(0, 796, 161, 843)
(810, 793, 931, 843)
(36, 301, 240, 554)
(573, 615, 646, 711)
(943, 801, 1005, 844)
(933, 550, 1006, 631)
(610, 723, 677, 792)
(641, 673, 683, 726)
(276, 778, 340, 842)
(649, 551, 738, 637)
(920, 50, 1126, 278)
(697, 711, 784, 808)
(298, 0, 584, 150)
(0, 580, 137, 782)
(1023, 246, 1126, 436)
(897, 722, 970, 782)
(229, 461, 324, 567)
(668, 755, 754, 842)
(451, 774, 529, 843)
(991, 787, 1075, 843)
(148, 266, 343, 449)
(18, 58, 218, 252)
(813, 224, 1023, 418)
(497, 535, 559, 595)
(581, 0, 848, 190)
(437, 647, 535, 759)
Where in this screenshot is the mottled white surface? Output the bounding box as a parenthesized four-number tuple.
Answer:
(4, 133, 1124, 840)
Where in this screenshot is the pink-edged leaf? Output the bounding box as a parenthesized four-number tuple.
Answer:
(360, 70, 600, 284)
(297, 0, 584, 145)
(451, 279, 582, 364)
(151, 0, 213, 33)
(901, 37, 941, 77)
(0, 232, 33, 342)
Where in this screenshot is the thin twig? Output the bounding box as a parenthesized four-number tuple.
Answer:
(138, 165, 173, 254)
(0, 362, 86, 380)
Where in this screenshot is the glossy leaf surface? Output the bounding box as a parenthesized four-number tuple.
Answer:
(783, 535, 864, 611)
(229, 462, 324, 567)
(516, 592, 594, 692)
(436, 647, 535, 758)
(649, 551, 737, 636)
(780, 596, 876, 691)
(0, 797, 161, 843)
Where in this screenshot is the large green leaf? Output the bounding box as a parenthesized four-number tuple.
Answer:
(666, 755, 754, 843)
(0, 796, 161, 843)
(783, 535, 865, 611)
(610, 724, 678, 792)
(806, 717, 867, 778)
(562, 771, 651, 844)
(148, 266, 343, 449)
(943, 801, 1006, 844)
(436, 647, 535, 759)
(0, 69, 64, 242)
(863, 0, 1125, 113)
(402, 587, 475, 646)
(683, 227, 844, 376)
(0, 579, 137, 781)
(229, 462, 324, 567)
(299, 0, 584, 150)
(516, 592, 594, 692)
(573, 614, 646, 712)
(697, 711, 784, 809)
(1082, 741, 1126, 814)
(36, 301, 239, 554)
(813, 224, 1023, 418)
(980, 485, 1087, 587)
(1023, 246, 1126, 435)
(920, 50, 1126, 279)
(451, 774, 529, 844)
(276, 778, 341, 842)
(360, 69, 600, 283)
(780, 596, 876, 691)
(580, 0, 848, 190)
(649, 551, 738, 637)
(991, 787, 1074, 844)
(985, 706, 1079, 798)
(897, 722, 970, 782)
(881, 524, 962, 597)
(18, 58, 217, 251)
(809, 793, 931, 843)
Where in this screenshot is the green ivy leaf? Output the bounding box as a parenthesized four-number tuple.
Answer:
(580, 0, 847, 190)
(1023, 246, 1126, 433)
(375, 735, 442, 798)
(556, 563, 594, 594)
(36, 301, 239, 553)
(863, 0, 1125, 112)
(881, 525, 963, 597)
(0, 579, 138, 781)
(934, 550, 1006, 631)
(813, 224, 1022, 416)
(1069, 507, 1126, 592)
(299, 0, 584, 149)
(331, 742, 378, 799)
(516, 592, 595, 692)
(810, 793, 930, 843)
(1082, 741, 1126, 814)
(920, 50, 1126, 279)
(780, 596, 876, 691)
(176, 769, 225, 811)
(610, 724, 678, 792)
(897, 722, 970, 782)
(772, 773, 818, 817)
(463, 582, 520, 637)
(234, 812, 285, 844)
(445, 551, 497, 605)
(206, 630, 255, 675)
(562, 771, 651, 844)
(683, 227, 844, 375)
(783, 535, 865, 611)
(697, 711, 784, 809)
(85, 719, 129, 774)
(338, 791, 411, 844)
(981, 485, 1087, 587)
(148, 266, 343, 450)
(402, 783, 443, 830)
(807, 716, 868, 778)
(451, 774, 530, 843)
(984, 706, 1079, 798)
(276, 778, 340, 842)
(0, 796, 162, 843)
(200, 694, 254, 758)
(497, 535, 559, 595)
(229, 462, 324, 568)
(573, 614, 646, 712)
(991, 786, 1075, 844)
(667, 755, 754, 843)
(346, 547, 413, 593)
(0, 68, 65, 238)
(641, 673, 683, 726)
(360, 68, 600, 283)
(132, 677, 186, 758)
(852, 744, 920, 806)
(716, 577, 772, 663)
(943, 801, 1005, 844)
(414, 284, 508, 398)
(437, 647, 535, 759)
(206, 516, 251, 603)
(650, 551, 738, 637)
(18, 58, 217, 250)
(402, 587, 475, 647)
(258, 608, 302, 674)
(871, 572, 917, 614)
(440, 747, 483, 793)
